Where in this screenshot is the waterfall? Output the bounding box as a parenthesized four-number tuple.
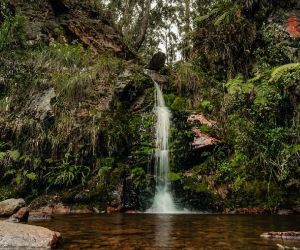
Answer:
(147, 82, 177, 213)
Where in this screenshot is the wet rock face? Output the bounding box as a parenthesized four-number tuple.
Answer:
(0, 221, 62, 249)
(8, 0, 134, 59)
(0, 198, 25, 217)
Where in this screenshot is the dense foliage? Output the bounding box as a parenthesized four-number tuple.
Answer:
(0, 0, 299, 211)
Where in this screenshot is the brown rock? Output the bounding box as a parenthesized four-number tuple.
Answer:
(287, 14, 300, 38)
(125, 209, 138, 214)
(28, 211, 53, 222)
(0, 199, 26, 217)
(187, 113, 221, 149)
(0, 221, 62, 249)
(107, 205, 123, 213)
(30, 204, 71, 216)
(7, 207, 29, 223)
(70, 208, 93, 214)
(192, 128, 221, 149)
(188, 113, 217, 127)
(52, 204, 71, 214)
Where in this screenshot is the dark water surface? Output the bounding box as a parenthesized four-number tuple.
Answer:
(31, 214, 300, 249)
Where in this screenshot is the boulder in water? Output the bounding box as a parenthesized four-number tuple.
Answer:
(0, 198, 26, 217)
(278, 209, 294, 215)
(0, 221, 62, 249)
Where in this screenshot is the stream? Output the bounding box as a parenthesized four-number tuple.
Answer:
(31, 214, 300, 249)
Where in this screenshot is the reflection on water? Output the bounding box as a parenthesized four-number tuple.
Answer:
(31, 214, 300, 249)
(155, 215, 172, 248)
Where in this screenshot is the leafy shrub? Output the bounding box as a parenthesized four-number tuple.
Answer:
(0, 13, 26, 51)
(46, 153, 90, 188)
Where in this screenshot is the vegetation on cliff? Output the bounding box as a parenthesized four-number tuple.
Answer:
(0, 0, 299, 212)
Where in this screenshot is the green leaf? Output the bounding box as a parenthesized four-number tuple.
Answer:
(26, 172, 37, 181)
(292, 144, 300, 154)
(15, 173, 22, 185)
(8, 150, 20, 161)
(168, 172, 181, 181)
(0, 152, 6, 160)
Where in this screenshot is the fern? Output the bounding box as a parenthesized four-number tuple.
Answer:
(270, 63, 300, 82)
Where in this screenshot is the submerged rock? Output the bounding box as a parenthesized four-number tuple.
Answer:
(0, 198, 25, 217)
(261, 232, 300, 241)
(28, 211, 54, 222)
(223, 207, 270, 215)
(0, 221, 62, 249)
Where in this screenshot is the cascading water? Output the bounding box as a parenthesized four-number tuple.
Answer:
(147, 82, 177, 213)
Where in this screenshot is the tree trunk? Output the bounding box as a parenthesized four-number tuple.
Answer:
(183, 0, 191, 60)
(120, 0, 132, 33)
(134, 0, 151, 50)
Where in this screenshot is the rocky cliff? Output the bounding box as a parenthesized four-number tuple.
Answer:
(5, 0, 134, 59)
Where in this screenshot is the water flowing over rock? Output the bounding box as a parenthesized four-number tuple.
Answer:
(0, 221, 62, 249)
(147, 82, 177, 213)
(0, 198, 25, 217)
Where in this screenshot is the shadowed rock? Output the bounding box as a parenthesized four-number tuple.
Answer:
(148, 52, 166, 71)
(7, 207, 29, 223)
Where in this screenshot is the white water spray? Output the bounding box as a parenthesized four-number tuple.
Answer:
(147, 82, 177, 213)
